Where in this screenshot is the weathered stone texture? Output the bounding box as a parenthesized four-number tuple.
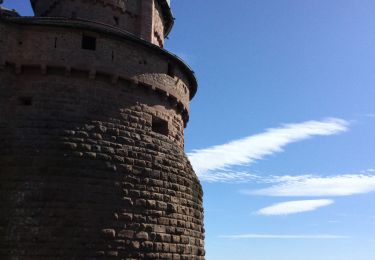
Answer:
(0, 21, 192, 108)
(30, 0, 172, 47)
(153, 1, 166, 47)
(0, 69, 204, 259)
(0, 0, 204, 258)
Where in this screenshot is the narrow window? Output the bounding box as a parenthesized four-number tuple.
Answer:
(54, 37, 57, 48)
(114, 16, 119, 26)
(152, 117, 169, 136)
(18, 97, 32, 106)
(167, 63, 175, 78)
(111, 50, 114, 61)
(81, 35, 96, 51)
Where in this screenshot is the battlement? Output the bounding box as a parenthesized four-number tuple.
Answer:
(30, 0, 174, 47)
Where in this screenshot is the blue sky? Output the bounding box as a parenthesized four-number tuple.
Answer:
(4, 1, 375, 259)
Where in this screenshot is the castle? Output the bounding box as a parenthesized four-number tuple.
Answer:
(0, 0, 204, 259)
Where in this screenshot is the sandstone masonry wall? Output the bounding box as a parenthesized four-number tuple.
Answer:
(30, 0, 171, 48)
(0, 3, 203, 259)
(0, 64, 204, 259)
(0, 20, 192, 113)
(153, 1, 165, 47)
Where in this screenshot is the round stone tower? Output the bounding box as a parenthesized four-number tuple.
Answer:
(0, 0, 204, 259)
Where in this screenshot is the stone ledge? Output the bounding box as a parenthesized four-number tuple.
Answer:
(0, 16, 198, 99)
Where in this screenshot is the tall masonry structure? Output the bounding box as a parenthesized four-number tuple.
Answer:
(0, 0, 205, 259)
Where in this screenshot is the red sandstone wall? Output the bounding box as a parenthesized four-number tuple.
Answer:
(0, 21, 191, 111)
(0, 69, 204, 258)
(0, 14, 204, 259)
(153, 1, 165, 47)
(30, 0, 169, 48)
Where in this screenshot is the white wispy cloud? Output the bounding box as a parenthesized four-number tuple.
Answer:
(245, 173, 375, 197)
(188, 118, 348, 182)
(256, 199, 334, 216)
(364, 113, 375, 118)
(219, 234, 350, 240)
(193, 171, 258, 183)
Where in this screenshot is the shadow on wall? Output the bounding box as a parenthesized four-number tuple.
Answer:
(0, 69, 204, 258)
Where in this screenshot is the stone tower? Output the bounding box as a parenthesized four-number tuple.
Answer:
(0, 0, 204, 259)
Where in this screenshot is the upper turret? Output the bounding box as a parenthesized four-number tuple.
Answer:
(29, 0, 173, 47)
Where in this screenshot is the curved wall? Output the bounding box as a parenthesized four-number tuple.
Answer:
(30, 0, 172, 47)
(0, 18, 205, 259)
(153, 1, 166, 47)
(0, 68, 204, 259)
(0, 19, 192, 114)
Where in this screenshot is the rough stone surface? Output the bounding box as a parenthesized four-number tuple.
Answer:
(30, 0, 172, 47)
(0, 0, 204, 259)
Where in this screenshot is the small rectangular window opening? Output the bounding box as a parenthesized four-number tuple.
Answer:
(82, 35, 96, 51)
(114, 16, 119, 26)
(54, 37, 57, 48)
(18, 97, 33, 106)
(152, 117, 169, 136)
(167, 63, 175, 78)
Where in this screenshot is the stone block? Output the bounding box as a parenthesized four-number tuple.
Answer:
(101, 229, 116, 239)
(136, 231, 149, 241)
(118, 230, 134, 239)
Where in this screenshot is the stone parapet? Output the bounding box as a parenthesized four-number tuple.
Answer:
(0, 17, 197, 113)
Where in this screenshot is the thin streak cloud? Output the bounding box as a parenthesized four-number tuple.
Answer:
(193, 171, 258, 183)
(188, 118, 348, 182)
(219, 234, 350, 240)
(246, 173, 375, 197)
(256, 199, 334, 216)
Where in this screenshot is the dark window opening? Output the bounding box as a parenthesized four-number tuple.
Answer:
(18, 97, 33, 106)
(81, 35, 96, 51)
(114, 16, 119, 25)
(139, 59, 147, 65)
(152, 117, 169, 136)
(111, 50, 114, 61)
(167, 63, 175, 78)
(54, 37, 57, 48)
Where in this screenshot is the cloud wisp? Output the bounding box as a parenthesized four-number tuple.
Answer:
(219, 234, 350, 240)
(256, 199, 334, 216)
(192, 171, 258, 183)
(188, 118, 348, 182)
(245, 173, 375, 197)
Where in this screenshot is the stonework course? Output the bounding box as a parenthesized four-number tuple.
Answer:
(0, 0, 204, 259)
